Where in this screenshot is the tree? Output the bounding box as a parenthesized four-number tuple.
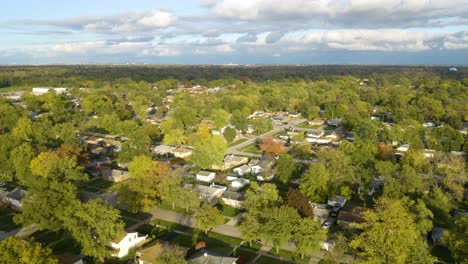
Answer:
(194, 203, 224, 234)
(223, 127, 237, 143)
(323, 234, 352, 264)
(10, 143, 35, 185)
(300, 164, 330, 202)
(259, 136, 287, 155)
(294, 218, 327, 259)
(276, 154, 296, 183)
(239, 211, 263, 246)
(350, 198, 434, 264)
(402, 198, 433, 236)
(249, 117, 273, 135)
(445, 217, 468, 264)
(244, 182, 281, 213)
(262, 206, 301, 253)
(156, 243, 188, 264)
(0, 237, 57, 264)
(118, 159, 172, 213)
(285, 189, 314, 218)
(163, 128, 186, 146)
(211, 109, 230, 129)
(12, 117, 33, 141)
(191, 135, 227, 169)
(62, 199, 125, 260)
(14, 180, 79, 231)
(230, 109, 248, 131)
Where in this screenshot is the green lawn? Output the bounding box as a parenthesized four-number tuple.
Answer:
(216, 202, 239, 218)
(228, 138, 248, 148)
(83, 178, 115, 191)
(268, 248, 311, 264)
(256, 255, 284, 264)
(240, 143, 262, 154)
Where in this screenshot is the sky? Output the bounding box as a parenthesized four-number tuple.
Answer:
(1, 0, 468, 65)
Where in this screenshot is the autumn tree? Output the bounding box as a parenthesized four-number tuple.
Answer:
(259, 136, 287, 155)
(0, 237, 57, 264)
(285, 189, 314, 218)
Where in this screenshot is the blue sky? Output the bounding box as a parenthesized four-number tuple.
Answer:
(1, 0, 468, 65)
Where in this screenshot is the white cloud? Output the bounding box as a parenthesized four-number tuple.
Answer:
(137, 11, 177, 28)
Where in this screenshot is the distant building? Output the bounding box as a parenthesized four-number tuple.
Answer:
(102, 169, 129, 182)
(110, 232, 147, 258)
(194, 184, 227, 206)
(32, 87, 69, 95)
(449, 67, 458, 72)
(196, 171, 216, 182)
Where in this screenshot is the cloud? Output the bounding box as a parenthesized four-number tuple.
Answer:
(265, 31, 284, 44)
(236, 33, 258, 43)
(210, 0, 468, 28)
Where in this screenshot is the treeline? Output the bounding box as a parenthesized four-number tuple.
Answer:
(0, 65, 466, 88)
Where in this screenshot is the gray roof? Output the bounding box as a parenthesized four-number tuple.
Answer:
(6, 188, 27, 201)
(198, 171, 214, 177)
(222, 191, 245, 201)
(189, 249, 238, 264)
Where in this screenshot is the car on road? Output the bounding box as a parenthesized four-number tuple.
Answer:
(322, 218, 336, 229)
(329, 204, 341, 217)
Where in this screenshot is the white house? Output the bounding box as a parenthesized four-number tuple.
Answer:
(250, 165, 263, 175)
(32, 87, 69, 95)
(152, 145, 174, 155)
(306, 138, 331, 144)
(194, 184, 227, 206)
(173, 147, 192, 158)
(196, 171, 216, 182)
(222, 191, 246, 209)
(307, 130, 324, 139)
(111, 232, 147, 258)
(230, 178, 250, 189)
(233, 165, 251, 176)
(397, 144, 410, 152)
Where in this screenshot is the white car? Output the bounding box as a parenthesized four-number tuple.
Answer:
(322, 218, 336, 229)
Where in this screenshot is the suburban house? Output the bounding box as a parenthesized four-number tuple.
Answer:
(194, 184, 227, 206)
(327, 196, 347, 208)
(308, 118, 325, 126)
(233, 164, 251, 176)
(32, 87, 69, 95)
(222, 191, 246, 208)
(325, 132, 339, 140)
(189, 248, 238, 264)
(337, 204, 368, 229)
(6, 188, 27, 210)
(196, 171, 216, 182)
(326, 118, 341, 127)
(152, 144, 174, 155)
(110, 232, 147, 258)
(307, 130, 324, 139)
(102, 169, 129, 182)
(173, 147, 193, 158)
(230, 178, 250, 189)
(214, 155, 248, 170)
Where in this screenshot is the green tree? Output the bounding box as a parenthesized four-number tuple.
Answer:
(300, 163, 330, 202)
(10, 143, 35, 185)
(445, 217, 468, 264)
(211, 109, 230, 129)
(194, 203, 224, 234)
(244, 182, 281, 212)
(0, 237, 57, 264)
(402, 198, 433, 236)
(12, 117, 33, 141)
(191, 135, 227, 169)
(276, 154, 296, 184)
(294, 218, 327, 259)
(223, 127, 237, 143)
(163, 128, 186, 146)
(14, 180, 79, 231)
(230, 109, 248, 131)
(350, 198, 434, 264)
(262, 206, 301, 253)
(249, 117, 273, 135)
(62, 199, 125, 260)
(239, 211, 263, 246)
(156, 243, 188, 264)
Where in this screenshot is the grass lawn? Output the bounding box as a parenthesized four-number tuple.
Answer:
(268, 248, 311, 264)
(204, 232, 243, 246)
(240, 143, 262, 154)
(324, 125, 337, 131)
(298, 123, 322, 129)
(228, 138, 248, 148)
(83, 178, 115, 191)
(233, 248, 258, 262)
(216, 203, 239, 218)
(256, 255, 284, 264)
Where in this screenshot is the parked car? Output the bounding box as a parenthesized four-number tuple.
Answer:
(329, 205, 341, 217)
(322, 218, 336, 229)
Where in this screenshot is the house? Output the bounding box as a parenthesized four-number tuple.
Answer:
(306, 138, 331, 145)
(230, 178, 250, 189)
(32, 87, 69, 95)
(337, 204, 368, 229)
(58, 254, 84, 264)
(152, 144, 174, 155)
(222, 191, 246, 208)
(396, 144, 410, 152)
(194, 184, 227, 206)
(189, 248, 238, 264)
(102, 169, 129, 182)
(326, 118, 341, 127)
(424, 149, 435, 158)
(111, 232, 147, 258)
(6, 188, 27, 209)
(307, 130, 324, 138)
(173, 147, 192, 158)
(250, 165, 263, 175)
(289, 112, 301, 118)
(308, 118, 325, 126)
(213, 155, 248, 170)
(449, 67, 458, 72)
(233, 165, 251, 176)
(196, 171, 216, 182)
(327, 195, 347, 208)
(325, 132, 339, 140)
